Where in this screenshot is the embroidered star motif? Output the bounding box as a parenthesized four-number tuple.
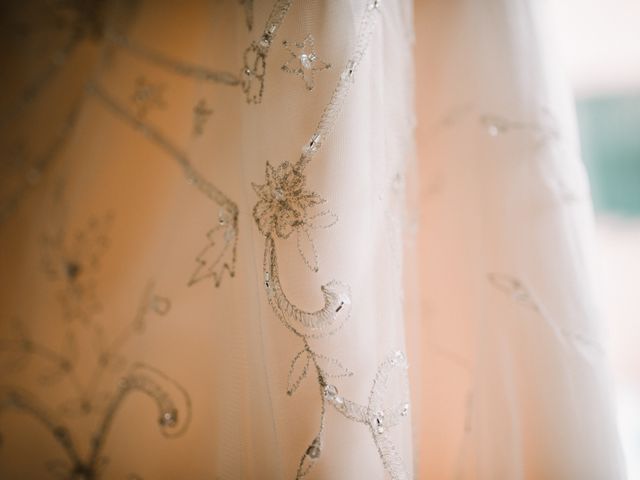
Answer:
(281, 35, 331, 91)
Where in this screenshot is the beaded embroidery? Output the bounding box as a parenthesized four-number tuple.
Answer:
(41, 213, 114, 323)
(282, 35, 331, 91)
(251, 2, 411, 479)
(88, 83, 239, 287)
(0, 278, 190, 479)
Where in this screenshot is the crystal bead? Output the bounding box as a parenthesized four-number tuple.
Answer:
(323, 384, 338, 400)
(335, 293, 351, 313)
(151, 295, 171, 315)
(264, 271, 271, 290)
(306, 437, 322, 459)
(374, 412, 385, 434)
(159, 409, 177, 427)
(369, 0, 381, 9)
(306, 444, 321, 458)
(259, 35, 271, 49)
(341, 60, 356, 80)
(300, 52, 317, 70)
(218, 209, 227, 225)
(401, 403, 409, 416)
(334, 395, 344, 406)
(391, 350, 405, 365)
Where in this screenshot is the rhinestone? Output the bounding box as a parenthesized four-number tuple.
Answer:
(267, 24, 277, 35)
(487, 124, 500, 136)
(218, 209, 227, 225)
(323, 384, 338, 400)
(264, 272, 271, 290)
(259, 35, 271, 48)
(159, 409, 177, 427)
(334, 395, 344, 406)
(308, 134, 321, 150)
(151, 295, 171, 315)
(306, 445, 321, 458)
(300, 53, 313, 69)
(369, 0, 381, 9)
(401, 403, 409, 416)
(341, 60, 356, 80)
(335, 293, 351, 313)
(391, 350, 405, 364)
(375, 420, 384, 434)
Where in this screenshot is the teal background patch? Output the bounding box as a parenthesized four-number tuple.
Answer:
(577, 93, 640, 217)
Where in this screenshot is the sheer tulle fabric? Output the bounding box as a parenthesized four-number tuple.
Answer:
(0, 1, 625, 479)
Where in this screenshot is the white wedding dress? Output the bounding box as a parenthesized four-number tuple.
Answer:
(0, 1, 626, 479)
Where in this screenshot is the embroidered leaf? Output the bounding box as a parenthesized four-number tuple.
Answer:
(296, 227, 319, 272)
(287, 349, 311, 396)
(311, 352, 353, 379)
(307, 210, 338, 230)
(189, 222, 236, 287)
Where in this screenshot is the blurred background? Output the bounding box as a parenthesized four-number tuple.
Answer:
(552, 0, 640, 477)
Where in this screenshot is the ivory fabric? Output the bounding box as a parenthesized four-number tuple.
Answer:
(0, 1, 626, 479)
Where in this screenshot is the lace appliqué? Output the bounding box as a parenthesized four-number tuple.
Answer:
(0, 277, 190, 479)
(282, 35, 331, 91)
(88, 83, 239, 287)
(41, 213, 114, 323)
(252, 161, 336, 272)
(252, 2, 409, 479)
(240, 0, 294, 103)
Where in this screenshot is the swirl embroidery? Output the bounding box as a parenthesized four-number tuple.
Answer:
(252, 2, 410, 479)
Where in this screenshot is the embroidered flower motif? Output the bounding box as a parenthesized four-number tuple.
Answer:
(252, 161, 324, 239)
(282, 35, 331, 90)
(41, 213, 113, 323)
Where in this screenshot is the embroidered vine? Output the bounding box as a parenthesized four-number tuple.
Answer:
(251, 2, 411, 479)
